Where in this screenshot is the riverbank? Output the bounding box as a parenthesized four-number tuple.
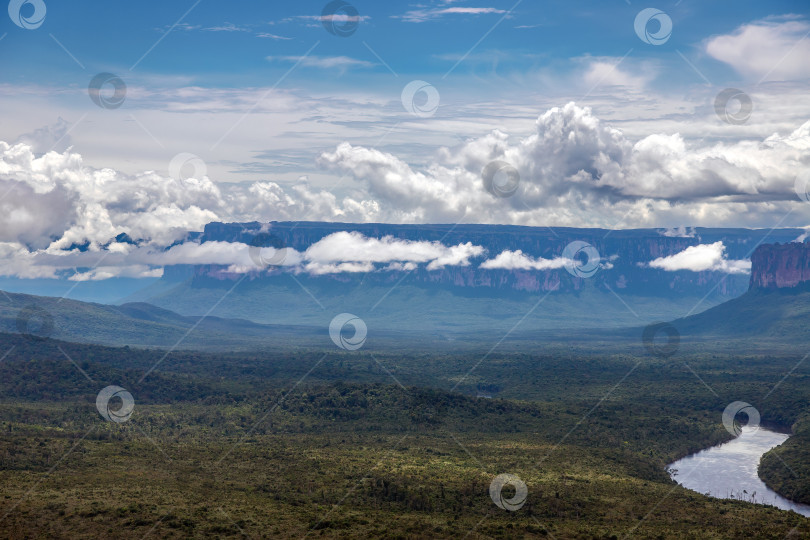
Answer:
(669, 427, 810, 517)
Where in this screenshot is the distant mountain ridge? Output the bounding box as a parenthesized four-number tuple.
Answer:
(123, 222, 805, 334)
(0, 291, 320, 351)
(172, 222, 803, 296)
(674, 241, 810, 341)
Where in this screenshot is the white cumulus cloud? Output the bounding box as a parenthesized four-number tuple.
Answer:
(648, 242, 751, 274)
(480, 250, 569, 270)
(705, 18, 810, 82)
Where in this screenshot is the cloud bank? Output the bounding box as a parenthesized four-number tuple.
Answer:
(1, 102, 808, 280)
(648, 242, 751, 274)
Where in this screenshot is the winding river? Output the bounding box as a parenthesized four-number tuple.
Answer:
(668, 426, 810, 517)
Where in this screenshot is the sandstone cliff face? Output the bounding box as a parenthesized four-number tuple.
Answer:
(169, 222, 805, 298)
(750, 243, 810, 290)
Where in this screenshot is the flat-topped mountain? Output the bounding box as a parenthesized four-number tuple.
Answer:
(675, 241, 810, 341)
(124, 223, 804, 334)
(750, 242, 810, 290)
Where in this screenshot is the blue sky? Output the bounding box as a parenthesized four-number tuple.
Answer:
(3, 1, 806, 87)
(0, 0, 810, 285)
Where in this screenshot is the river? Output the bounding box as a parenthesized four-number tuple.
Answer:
(668, 426, 810, 517)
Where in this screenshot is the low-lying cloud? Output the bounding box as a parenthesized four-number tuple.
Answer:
(648, 242, 751, 274)
(480, 250, 569, 271)
(4, 232, 487, 280)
